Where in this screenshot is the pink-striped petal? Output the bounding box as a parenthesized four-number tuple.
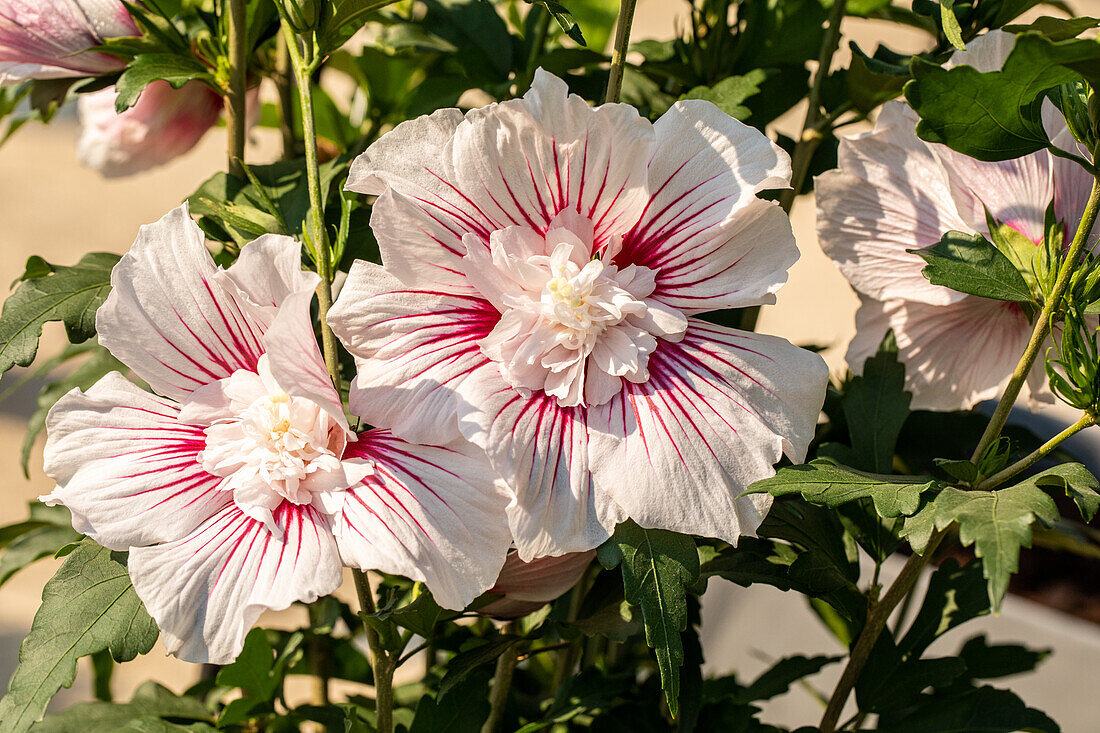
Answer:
(456, 364, 624, 560)
(816, 101, 972, 307)
(334, 431, 511, 610)
(96, 204, 269, 401)
(846, 295, 1037, 411)
(587, 320, 828, 545)
(41, 371, 228, 550)
(221, 233, 319, 315)
(641, 197, 799, 313)
(617, 99, 791, 298)
(128, 502, 342, 664)
(327, 262, 497, 445)
(450, 69, 654, 248)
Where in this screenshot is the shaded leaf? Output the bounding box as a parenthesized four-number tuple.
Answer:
(114, 53, 212, 112)
(747, 462, 936, 519)
(680, 70, 768, 121)
(0, 253, 119, 374)
(598, 520, 699, 717)
(912, 231, 1034, 303)
(1013, 462, 1100, 522)
(958, 634, 1049, 681)
(0, 540, 158, 733)
(30, 681, 214, 733)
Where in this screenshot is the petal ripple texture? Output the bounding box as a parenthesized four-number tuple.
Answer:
(329, 69, 830, 561)
(0, 0, 137, 84)
(816, 30, 1094, 410)
(41, 205, 511, 664)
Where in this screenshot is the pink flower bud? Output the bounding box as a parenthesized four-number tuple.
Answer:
(77, 80, 224, 178)
(479, 551, 595, 619)
(0, 0, 138, 84)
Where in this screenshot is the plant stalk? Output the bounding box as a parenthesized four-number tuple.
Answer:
(819, 528, 948, 733)
(354, 570, 395, 733)
(604, 0, 639, 105)
(777, 0, 847, 214)
(482, 626, 520, 733)
(274, 36, 300, 161)
(970, 174, 1100, 465)
(225, 0, 247, 178)
(281, 25, 342, 387)
(976, 412, 1095, 491)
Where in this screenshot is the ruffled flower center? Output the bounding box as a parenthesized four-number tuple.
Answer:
(464, 215, 688, 408)
(181, 358, 372, 531)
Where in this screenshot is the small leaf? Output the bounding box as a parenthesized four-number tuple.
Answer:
(836, 344, 912, 473)
(114, 53, 212, 112)
(525, 1, 587, 46)
(933, 484, 1059, 610)
(746, 462, 937, 519)
(598, 520, 699, 717)
(1004, 16, 1100, 41)
(215, 628, 279, 701)
(734, 655, 840, 703)
(438, 637, 519, 698)
(0, 540, 158, 733)
(1013, 462, 1100, 522)
(0, 253, 120, 374)
(680, 70, 768, 121)
(911, 231, 1034, 303)
(939, 0, 965, 50)
(958, 634, 1049, 680)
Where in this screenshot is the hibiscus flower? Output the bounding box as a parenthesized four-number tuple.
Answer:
(0, 0, 136, 84)
(816, 31, 1095, 411)
(328, 70, 829, 560)
(42, 205, 512, 664)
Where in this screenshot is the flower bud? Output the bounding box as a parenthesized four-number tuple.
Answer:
(478, 551, 595, 620)
(0, 0, 138, 85)
(277, 0, 321, 33)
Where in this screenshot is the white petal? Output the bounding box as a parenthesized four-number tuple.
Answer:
(945, 29, 1015, 72)
(335, 432, 512, 610)
(617, 99, 790, 292)
(222, 234, 319, 313)
(932, 145, 1052, 243)
(1046, 108, 1098, 248)
(450, 69, 654, 247)
(816, 101, 971, 306)
(128, 503, 343, 664)
(640, 197, 799, 313)
(262, 289, 347, 429)
(97, 204, 268, 401)
(42, 372, 228, 550)
(587, 320, 828, 545)
(456, 364, 624, 560)
(851, 296, 1034, 411)
(480, 550, 595, 619)
(328, 262, 496, 445)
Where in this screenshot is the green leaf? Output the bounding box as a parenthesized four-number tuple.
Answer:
(1013, 462, 1100, 522)
(747, 462, 936, 519)
(0, 253, 119, 374)
(897, 559, 991, 659)
(858, 643, 966, 712)
(933, 484, 1059, 610)
(514, 669, 632, 733)
(834, 344, 912, 473)
(114, 53, 212, 112)
(409, 666, 492, 733)
(598, 520, 699, 717)
(215, 628, 279, 701)
(680, 70, 768, 121)
(847, 43, 909, 115)
(526, 1, 587, 46)
(957, 634, 1049, 680)
(30, 681, 214, 733)
(733, 655, 840, 703)
(1004, 16, 1100, 41)
(0, 521, 81, 588)
(319, 0, 403, 55)
(0, 540, 158, 733)
(877, 685, 1059, 733)
(900, 501, 938, 554)
(939, 0, 965, 50)
(911, 231, 1034, 303)
(438, 637, 519, 698)
(907, 32, 1100, 161)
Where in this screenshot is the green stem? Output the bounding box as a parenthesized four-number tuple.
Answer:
(819, 529, 948, 733)
(777, 0, 847, 214)
(482, 624, 520, 733)
(280, 24, 342, 388)
(225, 0, 247, 178)
(354, 570, 395, 733)
(274, 36, 300, 161)
(970, 173, 1100, 465)
(604, 0, 639, 105)
(976, 412, 1095, 491)
(306, 603, 331, 706)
